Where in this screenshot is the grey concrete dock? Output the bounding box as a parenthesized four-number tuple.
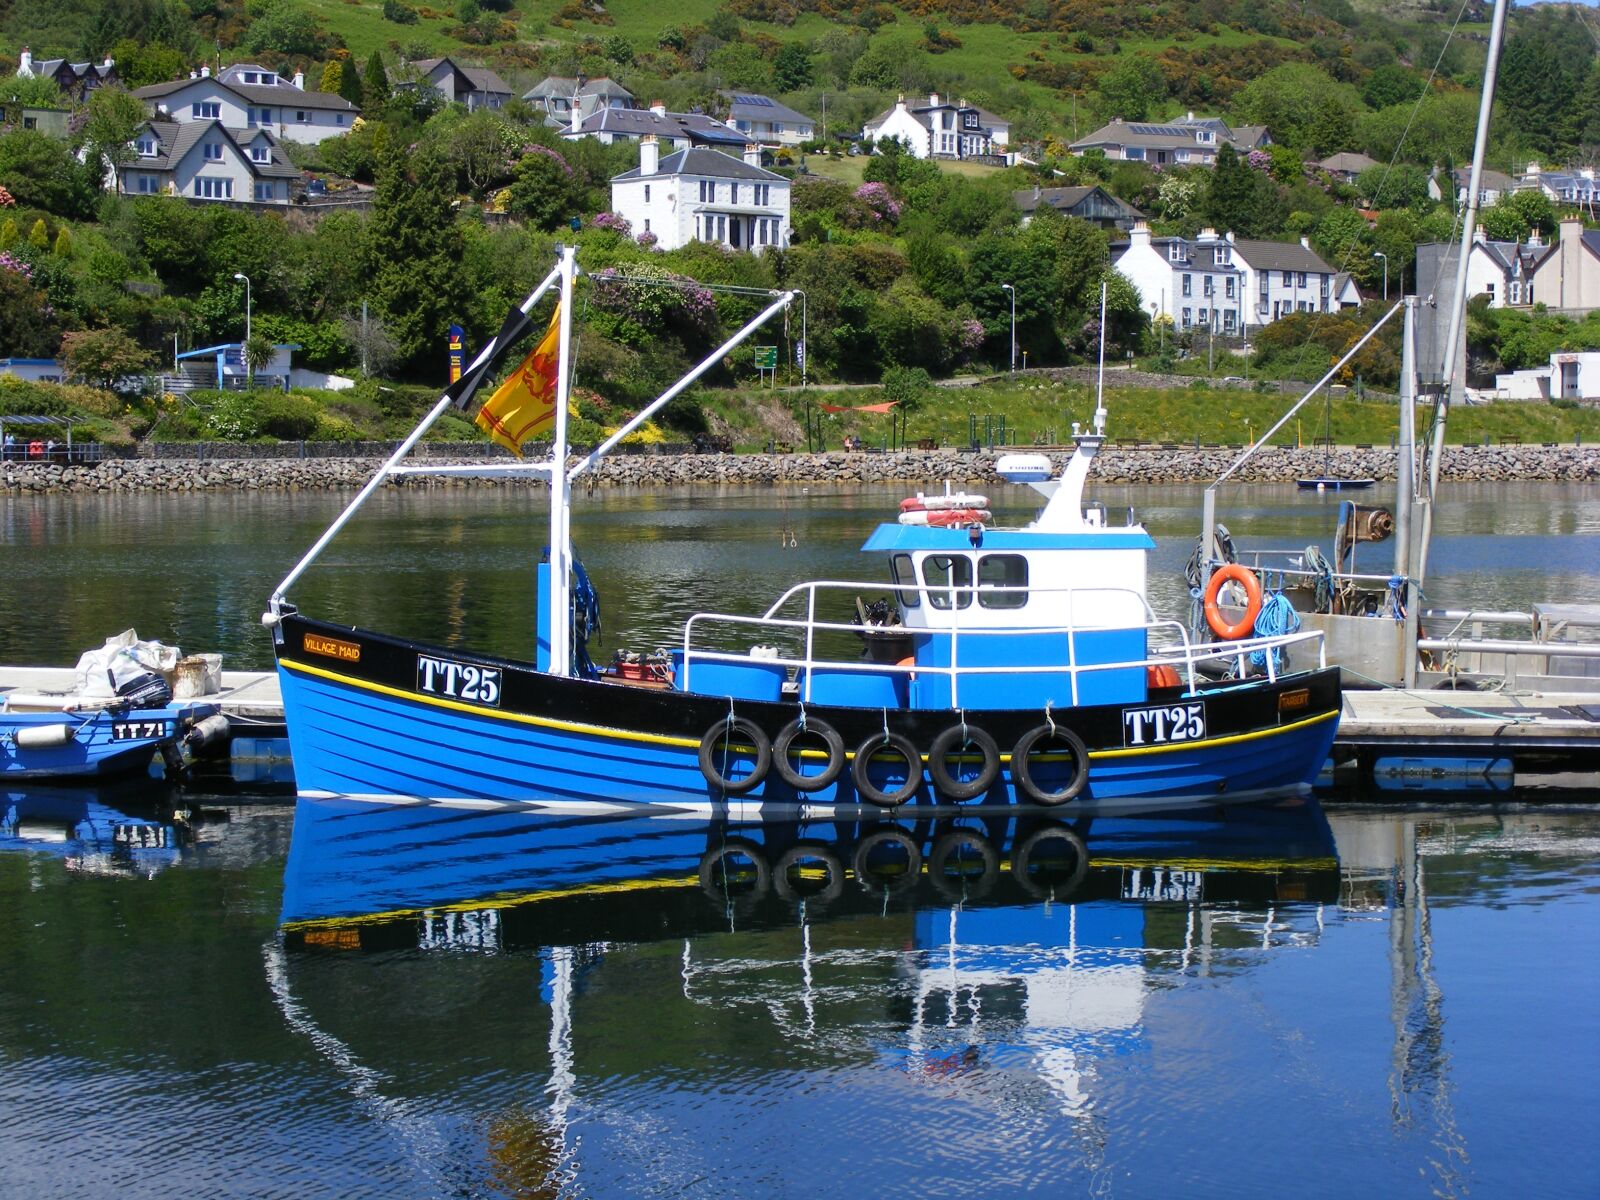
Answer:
(0, 666, 284, 724)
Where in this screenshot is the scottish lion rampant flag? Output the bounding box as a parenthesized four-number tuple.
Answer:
(473, 304, 562, 456)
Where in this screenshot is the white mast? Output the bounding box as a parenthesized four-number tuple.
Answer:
(545, 245, 578, 678)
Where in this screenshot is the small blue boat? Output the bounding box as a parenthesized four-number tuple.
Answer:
(267, 250, 1340, 812)
(1, 704, 216, 780)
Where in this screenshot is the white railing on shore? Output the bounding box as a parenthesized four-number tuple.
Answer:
(678, 579, 1327, 706)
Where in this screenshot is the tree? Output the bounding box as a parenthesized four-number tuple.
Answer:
(59, 327, 155, 389)
(1093, 56, 1165, 124)
(1204, 144, 1287, 238)
(368, 140, 468, 376)
(79, 87, 148, 185)
(362, 52, 390, 107)
(337, 59, 364, 107)
(0, 130, 98, 218)
(1354, 162, 1430, 210)
(0, 218, 16, 250)
(53, 227, 72, 257)
(1481, 189, 1556, 242)
(773, 43, 813, 92)
(0, 259, 62, 357)
(1361, 65, 1424, 111)
(240, 0, 329, 58)
(506, 147, 578, 230)
(27, 219, 49, 251)
(320, 60, 343, 95)
(1235, 64, 1361, 153)
(446, 111, 513, 197)
(1, 75, 63, 107)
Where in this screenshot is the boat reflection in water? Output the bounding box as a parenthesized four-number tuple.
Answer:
(1, 781, 191, 879)
(276, 796, 1338, 1192)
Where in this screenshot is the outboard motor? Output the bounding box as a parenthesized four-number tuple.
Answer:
(115, 670, 172, 709)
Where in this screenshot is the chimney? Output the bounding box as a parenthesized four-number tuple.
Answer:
(1528, 229, 1542, 247)
(1560, 216, 1583, 242)
(17, 47, 31, 76)
(1198, 226, 1217, 241)
(189, 69, 197, 80)
(929, 92, 940, 106)
(1130, 221, 1152, 249)
(896, 94, 906, 110)
(1527, 161, 1541, 177)
(1226, 230, 1236, 243)
(649, 99, 666, 117)
(292, 70, 304, 90)
(1474, 224, 1486, 244)
(201, 65, 210, 78)
(640, 134, 659, 176)
(1299, 235, 1311, 250)
(104, 56, 113, 69)
(744, 142, 761, 168)
(1187, 110, 1195, 120)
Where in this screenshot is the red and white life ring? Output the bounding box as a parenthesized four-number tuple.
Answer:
(897, 508, 992, 527)
(899, 491, 990, 514)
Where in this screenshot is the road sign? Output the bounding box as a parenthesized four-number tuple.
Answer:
(753, 345, 778, 370)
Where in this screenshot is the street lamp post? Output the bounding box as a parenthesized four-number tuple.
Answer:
(233, 272, 252, 383)
(1372, 251, 1388, 302)
(1000, 283, 1016, 374)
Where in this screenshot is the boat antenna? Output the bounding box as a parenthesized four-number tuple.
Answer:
(1094, 278, 1108, 436)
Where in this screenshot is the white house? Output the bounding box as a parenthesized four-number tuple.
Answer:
(1068, 113, 1267, 167)
(862, 93, 1008, 160)
(1530, 218, 1600, 314)
(16, 47, 118, 100)
(720, 91, 814, 147)
(1518, 163, 1600, 213)
(133, 64, 358, 146)
(1115, 225, 1343, 333)
(1428, 167, 1516, 207)
(410, 57, 512, 111)
(1492, 350, 1600, 400)
(119, 119, 302, 205)
(610, 138, 790, 253)
(524, 75, 635, 127)
(1417, 227, 1555, 311)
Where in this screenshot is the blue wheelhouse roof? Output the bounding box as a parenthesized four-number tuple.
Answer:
(861, 523, 1155, 553)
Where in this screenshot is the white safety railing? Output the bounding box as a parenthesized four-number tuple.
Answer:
(677, 579, 1327, 706)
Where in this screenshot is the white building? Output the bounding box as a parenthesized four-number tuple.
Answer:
(1068, 113, 1268, 167)
(1416, 227, 1555, 312)
(1428, 167, 1516, 207)
(862, 92, 1009, 160)
(610, 138, 790, 253)
(566, 100, 749, 151)
(1530, 218, 1600, 313)
(1114, 224, 1341, 333)
(133, 64, 358, 146)
(119, 119, 301, 205)
(524, 75, 635, 128)
(720, 91, 814, 147)
(1492, 350, 1600, 401)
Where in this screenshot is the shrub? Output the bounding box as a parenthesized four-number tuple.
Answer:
(383, 0, 420, 22)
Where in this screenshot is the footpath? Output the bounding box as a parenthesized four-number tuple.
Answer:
(2, 443, 1596, 493)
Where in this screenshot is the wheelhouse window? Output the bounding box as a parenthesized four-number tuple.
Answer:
(890, 553, 920, 608)
(922, 554, 973, 609)
(977, 555, 1027, 608)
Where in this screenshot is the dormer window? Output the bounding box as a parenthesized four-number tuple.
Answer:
(1198, 130, 1214, 143)
(1213, 247, 1229, 265)
(251, 144, 270, 163)
(261, 73, 276, 85)
(136, 136, 157, 157)
(1168, 243, 1187, 263)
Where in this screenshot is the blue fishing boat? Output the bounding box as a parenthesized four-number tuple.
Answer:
(1, 704, 217, 780)
(266, 250, 1340, 811)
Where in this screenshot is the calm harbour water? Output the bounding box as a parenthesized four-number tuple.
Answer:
(2, 481, 1599, 1197)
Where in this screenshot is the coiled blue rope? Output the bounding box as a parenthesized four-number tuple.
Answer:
(1251, 590, 1301, 669)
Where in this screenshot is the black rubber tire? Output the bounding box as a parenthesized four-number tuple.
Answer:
(774, 842, 846, 902)
(927, 725, 1001, 801)
(1010, 725, 1090, 806)
(772, 717, 846, 792)
(698, 716, 772, 795)
(850, 731, 923, 808)
(1011, 824, 1090, 900)
(698, 837, 771, 900)
(852, 828, 923, 894)
(928, 829, 999, 900)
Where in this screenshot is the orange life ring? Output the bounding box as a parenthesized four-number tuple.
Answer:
(1146, 664, 1182, 689)
(1203, 564, 1263, 640)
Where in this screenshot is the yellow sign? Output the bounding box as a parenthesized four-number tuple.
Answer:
(304, 633, 362, 663)
(1278, 688, 1310, 712)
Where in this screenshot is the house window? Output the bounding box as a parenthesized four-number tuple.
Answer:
(1169, 243, 1186, 262)
(254, 181, 275, 201)
(977, 555, 1027, 609)
(643, 218, 650, 233)
(136, 174, 160, 194)
(336, 114, 346, 125)
(716, 215, 726, 241)
(195, 177, 232, 199)
(262, 73, 277, 85)
(1509, 280, 1522, 304)
(755, 184, 769, 205)
(1213, 247, 1229, 265)
(251, 145, 270, 163)
(1223, 310, 1236, 332)
(136, 136, 157, 157)
(1203, 277, 1214, 296)
(1297, 272, 1307, 287)
(1126, 147, 1144, 161)
(192, 101, 221, 119)
(1182, 274, 1192, 297)
(730, 183, 739, 204)
(1282, 271, 1292, 287)
(699, 180, 713, 202)
(203, 142, 223, 160)
(295, 110, 309, 123)
(22, 116, 36, 130)
(1225, 277, 1235, 299)
(1486, 282, 1495, 303)
(1182, 307, 1192, 327)
(643, 184, 650, 203)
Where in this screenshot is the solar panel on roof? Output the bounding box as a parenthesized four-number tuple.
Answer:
(732, 94, 773, 107)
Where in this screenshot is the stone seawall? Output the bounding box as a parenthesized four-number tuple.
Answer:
(2, 444, 1596, 494)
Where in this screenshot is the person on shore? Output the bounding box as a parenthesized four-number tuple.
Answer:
(2, 433, 14, 461)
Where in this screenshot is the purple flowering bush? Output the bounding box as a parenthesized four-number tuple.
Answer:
(854, 181, 902, 222)
(1247, 149, 1271, 173)
(591, 211, 633, 236)
(0, 251, 31, 278)
(958, 318, 985, 353)
(590, 263, 716, 347)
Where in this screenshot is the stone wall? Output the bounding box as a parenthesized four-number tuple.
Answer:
(3, 444, 1595, 494)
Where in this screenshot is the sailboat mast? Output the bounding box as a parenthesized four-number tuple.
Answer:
(1415, 0, 1511, 588)
(1094, 279, 1108, 435)
(546, 244, 578, 678)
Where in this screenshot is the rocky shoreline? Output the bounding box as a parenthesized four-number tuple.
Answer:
(2, 444, 1595, 494)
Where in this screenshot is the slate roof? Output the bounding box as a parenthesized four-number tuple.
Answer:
(1228, 238, 1336, 273)
(1450, 167, 1516, 192)
(612, 146, 783, 183)
(525, 75, 635, 102)
(865, 98, 1009, 134)
(1070, 120, 1209, 153)
(414, 57, 513, 97)
(575, 107, 748, 146)
(1317, 152, 1378, 175)
(721, 92, 813, 126)
(134, 76, 356, 112)
(1013, 185, 1143, 221)
(129, 119, 301, 181)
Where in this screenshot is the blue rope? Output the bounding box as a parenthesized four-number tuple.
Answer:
(571, 553, 602, 679)
(1251, 590, 1301, 669)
